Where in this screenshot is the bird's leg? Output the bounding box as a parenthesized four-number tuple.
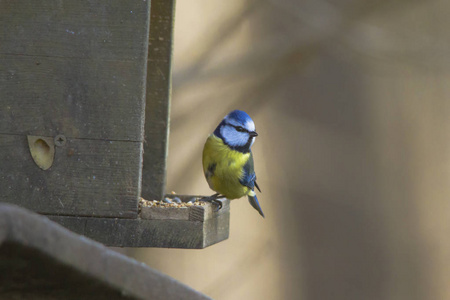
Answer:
(199, 193, 224, 211)
(199, 193, 220, 202)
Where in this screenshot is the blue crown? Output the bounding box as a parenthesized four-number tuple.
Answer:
(226, 110, 252, 123)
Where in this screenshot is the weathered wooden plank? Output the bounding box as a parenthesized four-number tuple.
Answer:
(0, 0, 150, 60)
(0, 203, 212, 299)
(138, 203, 229, 222)
(48, 199, 230, 248)
(0, 134, 141, 217)
(0, 1, 151, 218)
(142, 0, 175, 200)
(0, 0, 150, 141)
(141, 206, 191, 220)
(0, 54, 146, 141)
(139, 196, 228, 221)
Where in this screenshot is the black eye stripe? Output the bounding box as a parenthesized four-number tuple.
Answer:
(233, 125, 247, 132)
(223, 122, 249, 133)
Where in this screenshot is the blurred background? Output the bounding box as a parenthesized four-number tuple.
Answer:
(131, 0, 450, 299)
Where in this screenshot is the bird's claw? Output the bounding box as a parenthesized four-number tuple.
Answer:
(199, 194, 223, 211)
(211, 199, 222, 211)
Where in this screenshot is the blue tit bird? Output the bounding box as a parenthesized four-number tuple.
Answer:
(202, 110, 264, 218)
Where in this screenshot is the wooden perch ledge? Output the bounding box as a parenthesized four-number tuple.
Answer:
(48, 196, 230, 249)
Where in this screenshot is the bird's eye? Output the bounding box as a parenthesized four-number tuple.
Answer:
(235, 126, 245, 132)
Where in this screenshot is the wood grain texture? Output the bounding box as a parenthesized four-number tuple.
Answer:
(49, 199, 230, 248)
(141, 0, 175, 200)
(139, 198, 228, 221)
(0, 1, 151, 217)
(0, 203, 212, 299)
(0, 134, 141, 217)
(0, 0, 150, 141)
(0, 55, 146, 140)
(141, 206, 191, 220)
(0, 0, 149, 61)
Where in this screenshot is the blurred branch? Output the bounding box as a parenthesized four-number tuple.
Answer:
(173, 0, 261, 88)
(169, 0, 448, 189)
(174, 0, 446, 97)
(172, 0, 429, 106)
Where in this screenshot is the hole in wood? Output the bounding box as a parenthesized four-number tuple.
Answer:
(27, 136, 55, 170)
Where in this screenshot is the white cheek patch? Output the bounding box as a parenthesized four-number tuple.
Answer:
(245, 120, 255, 132)
(221, 125, 249, 147)
(250, 137, 255, 147)
(224, 117, 255, 132)
(224, 117, 241, 128)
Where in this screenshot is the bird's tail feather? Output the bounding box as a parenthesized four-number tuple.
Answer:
(248, 191, 264, 218)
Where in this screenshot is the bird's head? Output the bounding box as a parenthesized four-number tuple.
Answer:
(213, 110, 258, 153)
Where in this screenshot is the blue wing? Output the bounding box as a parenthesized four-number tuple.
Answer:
(240, 151, 264, 218)
(239, 151, 258, 190)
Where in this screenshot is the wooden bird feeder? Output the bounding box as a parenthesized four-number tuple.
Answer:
(0, 0, 229, 248)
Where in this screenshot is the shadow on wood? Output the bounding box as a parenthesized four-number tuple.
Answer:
(0, 203, 211, 300)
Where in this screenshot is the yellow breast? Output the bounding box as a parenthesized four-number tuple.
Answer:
(202, 134, 251, 199)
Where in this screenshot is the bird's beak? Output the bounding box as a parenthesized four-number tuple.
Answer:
(250, 131, 258, 137)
